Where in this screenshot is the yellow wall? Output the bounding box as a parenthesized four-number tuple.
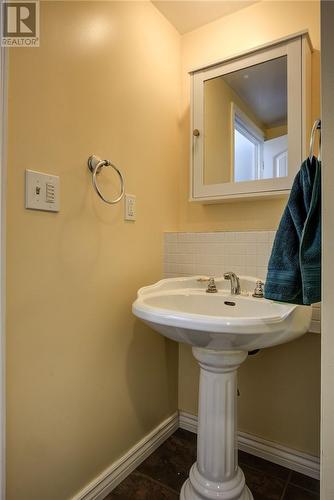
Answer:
(6, 2, 180, 499)
(266, 124, 288, 140)
(178, 0, 321, 456)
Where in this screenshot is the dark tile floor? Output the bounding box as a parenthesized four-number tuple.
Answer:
(105, 429, 320, 500)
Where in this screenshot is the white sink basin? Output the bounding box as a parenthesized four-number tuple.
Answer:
(133, 275, 312, 500)
(132, 276, 312, 350)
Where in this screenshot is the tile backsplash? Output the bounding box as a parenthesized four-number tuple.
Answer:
(163, 230, 320, 334)
(164, 231, 276, 281)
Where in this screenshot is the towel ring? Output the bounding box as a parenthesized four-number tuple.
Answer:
(87, 155, 125, 205)
(309, 119, 321, 162)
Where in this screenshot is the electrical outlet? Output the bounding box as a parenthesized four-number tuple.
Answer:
(124, 194, 136, 221)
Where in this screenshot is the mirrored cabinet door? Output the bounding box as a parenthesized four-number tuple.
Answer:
(190, 33, 312, 202)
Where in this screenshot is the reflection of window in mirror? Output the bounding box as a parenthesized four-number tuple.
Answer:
(232, 102, 288, 182)
(232, 104, 264, 182)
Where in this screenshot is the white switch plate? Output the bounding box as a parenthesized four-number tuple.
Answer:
(25, 169, 60, 212)
(124, 194, 136, 221)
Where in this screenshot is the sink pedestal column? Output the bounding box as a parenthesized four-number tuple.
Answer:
(180, 348, 253, 500)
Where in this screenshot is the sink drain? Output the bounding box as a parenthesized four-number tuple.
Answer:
(224, 301, 236, 306)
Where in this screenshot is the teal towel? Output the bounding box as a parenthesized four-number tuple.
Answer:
(264, 156, 321, 305)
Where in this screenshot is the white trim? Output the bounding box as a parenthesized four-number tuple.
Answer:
(231, 103, 264, 144)
(273, 150, 288, 178)
(71, 413, 179, 500)
(0, 6, 7, 498)
(179, 411, 198, 433)
(179, 411, 320, 480)
(190, 190, 289, 204)
(188, 30, 313, 74)
(302, 35, 312, 157)
(237, 432, 320, 481)
(231, 102, 264, 182)
(309, 303, 321, 334)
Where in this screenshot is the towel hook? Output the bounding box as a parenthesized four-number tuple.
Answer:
(87, 155, 125, 205)
(309, 119, 321, 162)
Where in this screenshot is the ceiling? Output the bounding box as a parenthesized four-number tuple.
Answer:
(152, 1, 258, 34)
(222, 56, 287, 127)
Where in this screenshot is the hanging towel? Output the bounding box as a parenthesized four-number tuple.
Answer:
(264, 156, 321, 305)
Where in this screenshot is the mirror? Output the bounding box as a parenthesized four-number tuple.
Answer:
(203, 56, 288, 185)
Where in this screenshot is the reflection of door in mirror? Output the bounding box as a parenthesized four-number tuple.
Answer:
(203, 56, 288, 185)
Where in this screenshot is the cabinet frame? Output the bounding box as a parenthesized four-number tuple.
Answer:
(190, 32, 312, 203)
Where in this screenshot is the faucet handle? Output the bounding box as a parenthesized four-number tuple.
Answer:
(206, 277, 218, 294)
(252, 280, 264, 298)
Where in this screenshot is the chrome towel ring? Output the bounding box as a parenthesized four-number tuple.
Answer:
(309, 119, 321, 162)
(87, 155, 125, 205)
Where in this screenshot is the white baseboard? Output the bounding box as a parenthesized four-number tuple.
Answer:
(237, 430, 320, 480)
(72, 410, 320, 500)
(179, 411, 198, 434)
(71, 412, 179, 500)
(179, 411, 320, 480)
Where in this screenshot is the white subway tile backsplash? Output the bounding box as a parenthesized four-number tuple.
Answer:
(164, 231, 272, 280)
(257, 267, 268, 280)
(256, 243, 267, 255)
(194, 254, 222, 266)
(224, 232, 236, 242)
(178, 232, 196, 243)
(256, 253, 268, 267)
(165, 232, 178, 243)
(205, 243, 223, 255)
(245, 266, 257, 277)
(178, 254, 195, 264)
(244, 232, 258, 243)
(245, 254, 257, 267)
(246, 244, 257, 255)
(166, 243, 178, 254)
(234, 232, 245, 243)
(257, 232, 269, 243)
(234, 254, 246, 267)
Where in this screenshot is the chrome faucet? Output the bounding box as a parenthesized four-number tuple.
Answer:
(223, 272, 240, 295)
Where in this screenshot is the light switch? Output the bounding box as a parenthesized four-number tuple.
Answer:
(124, 194, 136, 221)
(46, 182, 56, 203)
(26, 169, 60, 212)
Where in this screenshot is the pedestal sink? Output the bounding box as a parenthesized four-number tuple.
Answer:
(132, 276, 312, 500)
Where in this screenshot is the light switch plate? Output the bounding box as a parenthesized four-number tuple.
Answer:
(124, 194, 136, 221)
(25, 169, 60, 212)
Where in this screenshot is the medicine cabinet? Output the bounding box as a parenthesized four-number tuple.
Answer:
(190, 33, 312, 202)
